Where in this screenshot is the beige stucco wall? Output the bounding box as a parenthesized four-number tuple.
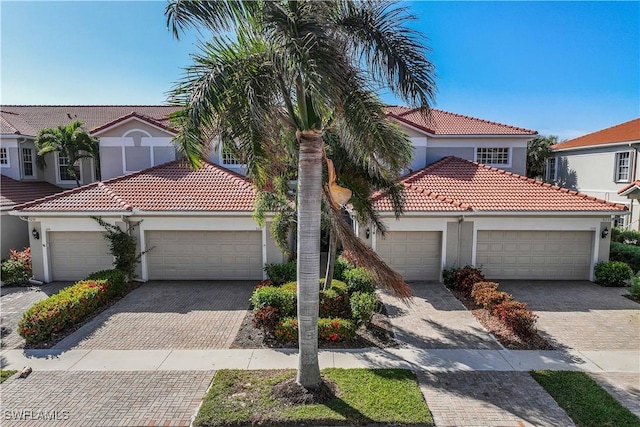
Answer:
(1, 212, 29, 260)
(445, 220, 474, 267)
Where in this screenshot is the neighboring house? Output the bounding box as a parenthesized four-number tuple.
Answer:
(362, 156, 622, 282)
(0, 175, 63, 258)
(549, 118, 640, 229)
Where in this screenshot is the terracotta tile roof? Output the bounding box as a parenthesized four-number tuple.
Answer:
(13, 160, 256, 213)
(375, 156, 626, 213)
(1, 175, 63, 208)
(618, 180, 640, 195)
(0, 106, 179, 137)
(552, 118, 640, 151)
(91, 112, 178, 135)
(386, 106, 537, 136)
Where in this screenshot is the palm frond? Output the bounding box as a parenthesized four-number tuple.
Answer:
(165, 0, 256, 38)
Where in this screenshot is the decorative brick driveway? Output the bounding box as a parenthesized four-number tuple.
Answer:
(52, 281, 254, 350)
(499, 281, 640, 351)
(1, 370, 213, 426)
(380, 281, 502, 349)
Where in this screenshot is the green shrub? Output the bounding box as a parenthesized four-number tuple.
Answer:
(86, 269, 127, 298)
(493, 300, 538, 337)
(350, 291, 378, 324)
(320, 288, 350, 318)
(250, 285, 296, 317)
(594, 261, 633, 287)
(627, 276, 640, 301)
(344, 267, 376, 294)
(264, 261, 297, 286)
(1, 247, 32, 285)
(275, 317, 356, 343)
(609, 242, 640, 273)
(442, 266, 459, 289)
(333, 256, 354, 281)
(453, 266, 485, 295)
(18, 270, 126, 344)
(611, 227, 640, 246)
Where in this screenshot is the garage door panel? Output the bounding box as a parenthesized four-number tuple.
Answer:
(49, 232, 113, 281)
(376, 231, 441, 281)
(477, 230, 592, 280)
(146, 230, 263, 280)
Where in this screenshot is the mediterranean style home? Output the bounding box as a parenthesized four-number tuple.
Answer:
(549, 118, 640, 229)
(1, 105, 622, 282)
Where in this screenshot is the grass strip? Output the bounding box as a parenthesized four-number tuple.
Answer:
(194, 368, 433, 426)
(0, 370, 17, 383)
(531, 370, 640, 427)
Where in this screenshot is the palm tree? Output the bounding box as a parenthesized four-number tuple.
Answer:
(526, 135, 558, 180)
(166, 0, 436, 389)
(34, 120, 100, 186)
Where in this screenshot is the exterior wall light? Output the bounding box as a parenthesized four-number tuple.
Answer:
(365, 228, 371, 239)
(601, 227, 609, 239)
(32, 228, 40, 240)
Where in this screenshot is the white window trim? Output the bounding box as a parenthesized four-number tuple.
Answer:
(0, 147, 9, 168)
(56, 153, 82, 185)
(546, 157, 557, 181)
(474, 147, 512, 168)
(21, 147, 36, 178)
(614, 150, 633, 183)
(219, 142, 246, 167)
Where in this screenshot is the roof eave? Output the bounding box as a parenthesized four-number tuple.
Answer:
(552, 139, 640, 152)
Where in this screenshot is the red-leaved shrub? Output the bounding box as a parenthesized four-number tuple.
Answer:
(471, 282, 513, 311)
(493, 300, 538, 337)
(454, 266, 485, 295)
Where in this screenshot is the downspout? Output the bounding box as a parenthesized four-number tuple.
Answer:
(457, 215, 465, 266)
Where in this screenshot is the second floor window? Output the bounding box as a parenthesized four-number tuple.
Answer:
(0, 148, 8, 166)
(221, 143, 243, 165)
(22, 148, 34, 177)
(615, 151, 631, 182)
(58, 153, 80, 182)
(546, 157, 557, 181)
(476, 147, 509, 166)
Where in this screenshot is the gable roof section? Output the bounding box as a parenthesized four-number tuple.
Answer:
(1, 175, 63, 209)
(0, 106, 179, 137)
(552, 118, 640, 151)
(91, 112, 178, 135)
(386, 106, 537, 136)
(13, 160, 256, 213)
(618, 180, 640, 196)
(374, 156, 626, 213)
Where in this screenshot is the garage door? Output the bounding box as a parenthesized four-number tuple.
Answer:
(376, 231, 441, 280)
(49, 232, 113, 281)
(146, 230, 263, 280)
(476, 230, 593, 280)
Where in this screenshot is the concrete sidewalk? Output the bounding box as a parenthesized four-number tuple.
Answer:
(2, 347, 639, 373)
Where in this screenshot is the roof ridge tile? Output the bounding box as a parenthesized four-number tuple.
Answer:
(97, 182, 132, 211)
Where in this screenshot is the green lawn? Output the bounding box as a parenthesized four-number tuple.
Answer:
(194, 368, 433, 426)
(0, 370, 17, 383)
(531, 370, 640, 427)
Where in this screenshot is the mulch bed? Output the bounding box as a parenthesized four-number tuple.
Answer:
(452, 289, 553, 350)
(231, 309, 397, 349)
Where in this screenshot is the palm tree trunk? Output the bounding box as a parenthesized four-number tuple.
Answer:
(296, 129, 323, 389)
(324, 229, 337, 290)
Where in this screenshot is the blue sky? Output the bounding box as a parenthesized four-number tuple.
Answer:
(1, 1, 638, 140)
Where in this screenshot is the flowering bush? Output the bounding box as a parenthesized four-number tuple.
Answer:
(18, 269, 126, 344)
(1, 247, 32, 285)
(275, 317, 356, 343)
(252, 305, 280, 333)
(453, 266, 485, 295)
(471, 282, 513, 311)
(319, 288, 350, 318)
(493, 300, 538, 337)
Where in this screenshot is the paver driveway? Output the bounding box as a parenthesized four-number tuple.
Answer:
(499, 281, 640, 351)
(52, 281, 254, 350)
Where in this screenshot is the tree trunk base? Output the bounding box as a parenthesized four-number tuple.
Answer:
(272, 376, 338, 405)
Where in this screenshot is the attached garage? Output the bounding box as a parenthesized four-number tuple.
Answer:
(146, 230, 263, 280)
(376, 231, 442, 280)
(476, 230, 593, 280)
(49, 232, 113, 281)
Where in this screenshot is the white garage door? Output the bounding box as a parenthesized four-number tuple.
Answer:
(146, 230, 263, 280)
(49, 232, 113, 281)
(476, 230, 593, 280)
(376, 231, 441, 280)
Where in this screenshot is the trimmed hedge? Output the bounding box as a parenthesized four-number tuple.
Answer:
(611, 227, 640, 246)
(250, 285, 296, 317)
(609, 242, 640, 274)
(18, 269, 127, 344)
(453, 266, 485, 294)
(493, 300, 538, 337)
(264, 261, 297, 286)
(274, 317, 356, 343)
(594, 261, 633, 287)
(350, 291, 378, 324)
(343, 267, 376, 294)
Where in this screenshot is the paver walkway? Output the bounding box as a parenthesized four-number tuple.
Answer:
(1, 283, 70, 350)
(52, 281, 254, 350)
(417, 371, 575, 427)
(1, 370, 213, 426)
(380, 281, 502, 349)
